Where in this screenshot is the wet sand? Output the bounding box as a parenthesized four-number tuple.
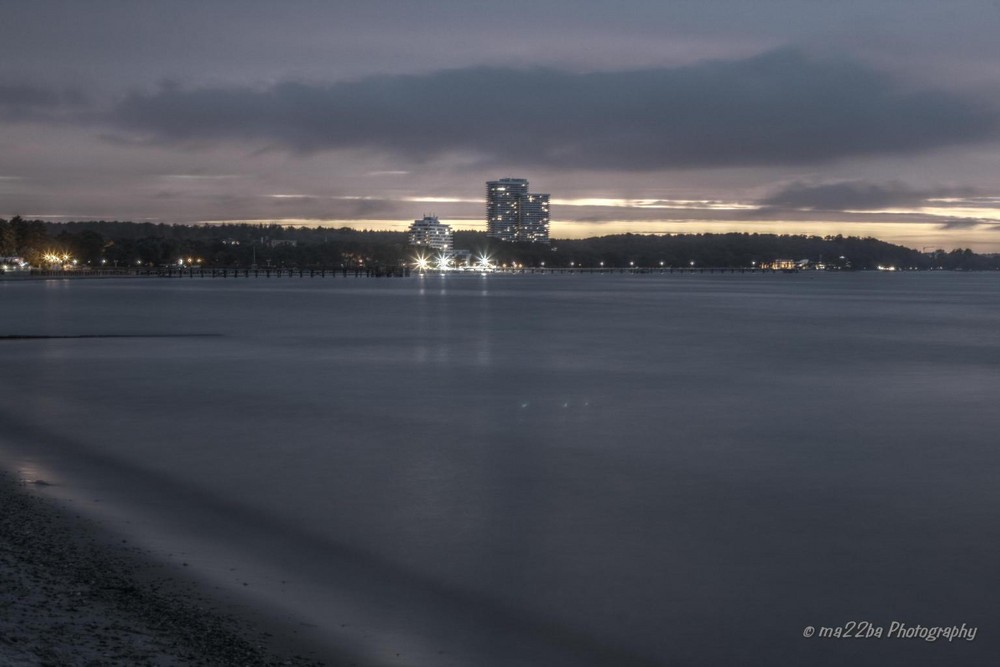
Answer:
(0, 469, 326, 666)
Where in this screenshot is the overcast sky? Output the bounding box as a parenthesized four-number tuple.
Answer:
(3, 0, 1000, 249)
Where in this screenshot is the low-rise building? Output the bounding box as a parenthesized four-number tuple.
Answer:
(767, 259, 797, 270)
(0, 256, 29, 272)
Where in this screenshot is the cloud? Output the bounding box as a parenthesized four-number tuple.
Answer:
(108, 49, 998, 170)
(760, 181, 970, 210)
(937, 218, 989, 230)
(0, 83, 88, 121)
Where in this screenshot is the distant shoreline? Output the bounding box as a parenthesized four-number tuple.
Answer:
(3, 266, 997, 283)
(6, 219, 999, 272)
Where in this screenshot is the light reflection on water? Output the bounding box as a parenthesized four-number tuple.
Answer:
(1, 272, 999, 665)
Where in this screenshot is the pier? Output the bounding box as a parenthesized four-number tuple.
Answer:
(17, 266, 412, 279)
(5, 266, 802, 281)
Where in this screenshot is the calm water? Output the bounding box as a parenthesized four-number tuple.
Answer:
(1, 272, 998, 666)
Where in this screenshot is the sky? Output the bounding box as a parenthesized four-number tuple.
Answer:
(3, 1, 1000, 250)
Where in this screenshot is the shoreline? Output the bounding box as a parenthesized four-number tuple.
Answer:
(0, 468, 329, 666)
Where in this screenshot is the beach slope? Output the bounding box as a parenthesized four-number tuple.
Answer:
(0, 470, 323, 666)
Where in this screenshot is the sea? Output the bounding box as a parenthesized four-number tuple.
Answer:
(1, 271, 998, 666)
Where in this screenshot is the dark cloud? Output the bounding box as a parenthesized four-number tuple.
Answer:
(0, 83, 88, 121)
(937, 218, 987, 230)
(108, 49, 998, 170)
(760, 180, 970, 210)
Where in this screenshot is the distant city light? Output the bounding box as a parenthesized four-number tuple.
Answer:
(42, 252, 74, 269)
(476, 253, 494, 271)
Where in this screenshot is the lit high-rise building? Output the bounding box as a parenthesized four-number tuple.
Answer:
(519, 193, 550, 244)
(408, 215, 453, 251)
(486, 178, 550, 244)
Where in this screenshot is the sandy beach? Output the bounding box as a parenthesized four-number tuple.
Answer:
(0, 469, 326, 666)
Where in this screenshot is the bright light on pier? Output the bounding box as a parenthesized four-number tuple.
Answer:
(413, 250, 497, 273)
(412, 253, 430, 271)
(476, 253, 494, 271)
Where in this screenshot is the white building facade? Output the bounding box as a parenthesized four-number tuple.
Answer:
(408, 215, 453, 251)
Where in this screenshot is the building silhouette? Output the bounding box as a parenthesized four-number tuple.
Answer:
(486, 178, 549, 244)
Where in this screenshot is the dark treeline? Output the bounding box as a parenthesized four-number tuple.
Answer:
(0, 218, 407, 269)
(457, 231, 995, 270)
(1, 217, 997, 270)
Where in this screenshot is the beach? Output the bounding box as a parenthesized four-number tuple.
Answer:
(0, 469, 325, 666)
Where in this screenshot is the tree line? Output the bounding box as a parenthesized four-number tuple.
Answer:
(1, 217, 997, 271)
